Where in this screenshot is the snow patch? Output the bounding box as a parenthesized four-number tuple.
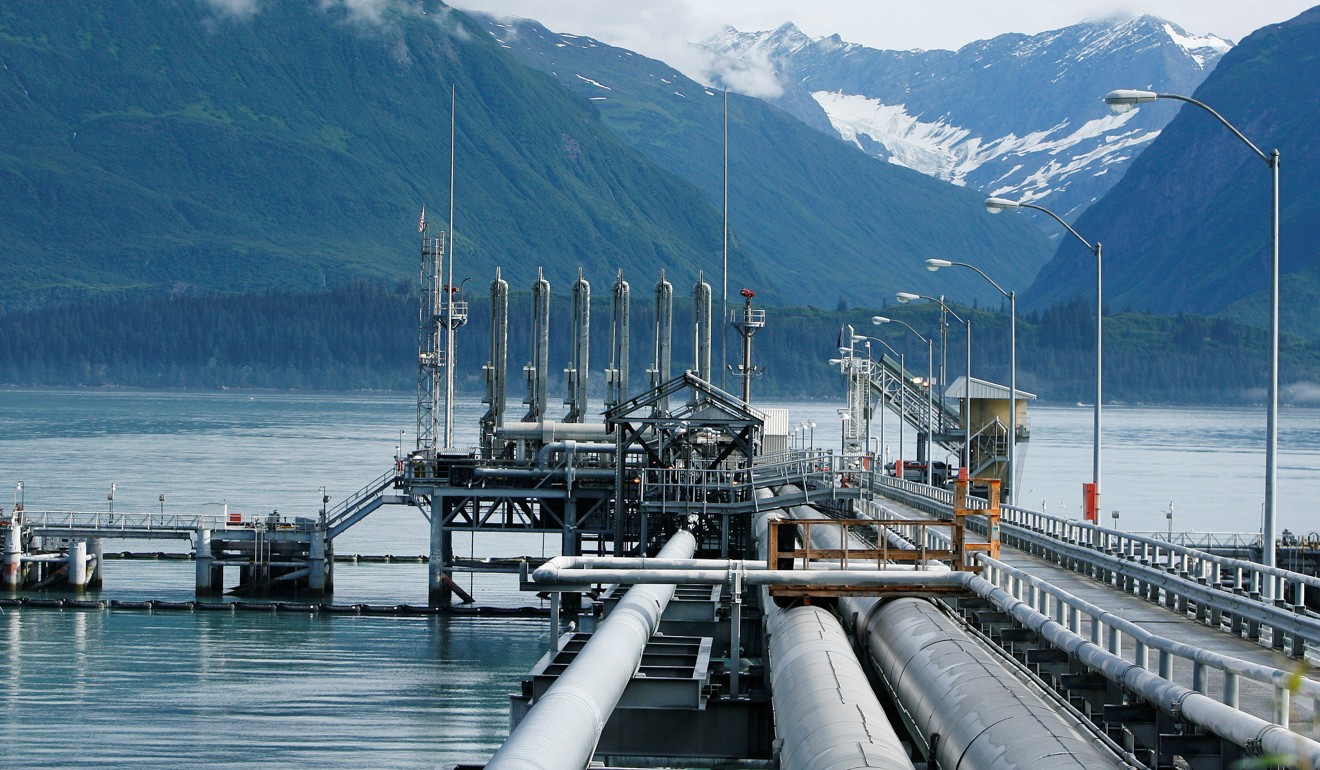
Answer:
(813, 90, 1158, 200)
(1162, 23, 1232, 68)
(575, 74, 611, 90)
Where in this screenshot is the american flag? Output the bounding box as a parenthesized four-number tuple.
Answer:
(418, 206, 427, 233)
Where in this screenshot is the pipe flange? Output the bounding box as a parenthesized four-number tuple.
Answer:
(1168, 693, 1185, 725)
(1245, 735, 1264, 756)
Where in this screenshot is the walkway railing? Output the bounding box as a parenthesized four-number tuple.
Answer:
(860, 492, 1319, 730)
(874, 474, 1317, 609)
(980, 555, 1315, 728)
(1, 510, 315, 536)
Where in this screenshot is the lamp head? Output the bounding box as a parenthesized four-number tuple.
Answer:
(896, 292, 920, 304)
(925, 258, 952, 272)
(983, 197, 1019, 214)
(1104, 89, 1157, 114)
(871, 315, 890, 326)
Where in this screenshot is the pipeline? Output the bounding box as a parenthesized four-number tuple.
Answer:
(523, 503, 1320, 764)
(789, 499, 1125, 770)
(496, 421, 611, 442)
(486, 529, 697, 770)
(752, 497, 916, 770)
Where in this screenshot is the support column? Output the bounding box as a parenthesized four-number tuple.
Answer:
(308, 531, 327, 596)
(88, 538, 104, 590)
(67, 540, 88, 591)
(195, 529, 217, 596)
(429, 493, 454, 607)
(3, 515, 23, 590)
(324, 538, 335, 592)
(562, 498, 581, 612)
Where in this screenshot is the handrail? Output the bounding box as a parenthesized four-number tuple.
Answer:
(323, 467, 400, 528)
(981, 554, 1312, 727)
(862, 495, 1316, 728)
(1, 510, 314, 533)
(874, 473, 1320, 603)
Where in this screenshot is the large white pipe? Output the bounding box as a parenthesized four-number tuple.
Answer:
(752, 500, 916, 770)
(497, 421, 610, 442)
(487, 530, 697, 770)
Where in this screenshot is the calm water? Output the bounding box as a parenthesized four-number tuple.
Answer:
(1, 389, 1317, 767)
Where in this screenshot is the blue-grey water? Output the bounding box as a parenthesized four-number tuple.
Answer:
(1, 389, 1317, 767)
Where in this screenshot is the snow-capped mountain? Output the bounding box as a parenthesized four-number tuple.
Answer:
(703, 17, 1232, 224)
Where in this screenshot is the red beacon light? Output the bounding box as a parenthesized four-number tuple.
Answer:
(740, 288, 756, 299)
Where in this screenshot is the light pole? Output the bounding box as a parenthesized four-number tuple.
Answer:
(873, 316, 934, 485)
(108, 483, 116, 522)
(893, 296, 971, 481)
(926, 258, 1017, 503)
(986, 196, 1101, 521)
(852, 333, 906, 475)
(808, 421, 816, 451)
(1105, 88, 1281, 582)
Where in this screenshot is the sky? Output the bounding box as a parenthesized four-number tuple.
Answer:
(449, 0, 1316, 90)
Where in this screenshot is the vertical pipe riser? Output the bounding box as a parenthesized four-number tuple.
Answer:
(694, 279, 711, 382)
(655, 276, 673, 414)
(565, 274, 591, 423)
(525, 273, 551, 423)
(483, 272, 509, 453)
(608, 274, 630, 410)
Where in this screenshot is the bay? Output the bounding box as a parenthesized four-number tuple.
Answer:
(1, 388, 1317, 767)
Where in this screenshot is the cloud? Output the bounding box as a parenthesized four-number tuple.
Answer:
(201, 0, 260, 20)
(450, 0, 783, 96)
(1284, 382, 1320, 406)
(319, 0, 393, 26)
(699, 46, 784, 99)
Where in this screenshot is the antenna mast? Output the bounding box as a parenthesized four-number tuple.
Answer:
(721, 89, 729, 390)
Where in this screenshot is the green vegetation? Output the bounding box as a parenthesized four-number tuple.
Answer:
(2, 287, 1315, 405)
(0, 1, 747, 307)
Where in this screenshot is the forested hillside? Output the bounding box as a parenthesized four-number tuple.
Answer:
(2, 287, 1315, 406)
(0, 1, 756, 306)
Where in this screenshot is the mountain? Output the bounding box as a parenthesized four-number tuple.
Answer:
(0, 0, 760, 307)
(475, 15, 1055, 309)
(1023, 6, 1320, 336)
(703, 17, 1230, 227)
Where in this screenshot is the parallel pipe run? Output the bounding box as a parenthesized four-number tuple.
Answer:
(518, 504, 1320, 763)
(854, 597, 1124, 770)
(790, 501, 1126, 770)
(486, 530, 697, 770)
(752, 504, 916, 770)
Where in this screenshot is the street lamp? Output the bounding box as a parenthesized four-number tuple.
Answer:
(986, 195, 1102, 522)
(926, 258, 1017, 503)
(893, 295, 971, 481)
(108, 483, 116, 522)
(873, 315, 936, 485)
(1105, 87, 1281, 583)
